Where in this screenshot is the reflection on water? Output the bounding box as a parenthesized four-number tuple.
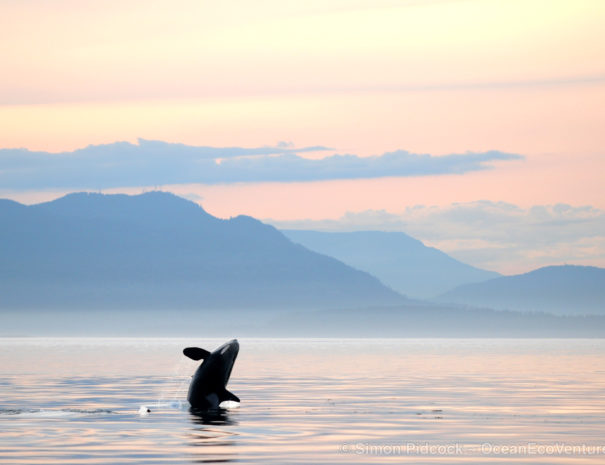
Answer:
(189, 407, 237, 426)
(1, 338, 605, 464)
(188, 409, 238, 465)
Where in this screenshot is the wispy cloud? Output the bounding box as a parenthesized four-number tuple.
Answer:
(4, 74, 604, 106)
(268, 202, 605, 274)
(0, 139, 522, 190)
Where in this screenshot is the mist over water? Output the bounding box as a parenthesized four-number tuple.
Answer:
(1, 338, 605, 464)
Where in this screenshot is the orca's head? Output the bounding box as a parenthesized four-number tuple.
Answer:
(217, 339, 239, 384)
(183, 339, 240, 385)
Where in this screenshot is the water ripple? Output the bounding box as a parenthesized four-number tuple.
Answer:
(1, 338, 605, 464)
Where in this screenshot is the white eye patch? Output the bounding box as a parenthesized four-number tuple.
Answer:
(220, 346, 229, 355)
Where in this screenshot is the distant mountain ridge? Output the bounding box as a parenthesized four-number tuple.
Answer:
(282, 230, 499, 298)
(0, 192, 405, 310)
(438, 265, 605, 315)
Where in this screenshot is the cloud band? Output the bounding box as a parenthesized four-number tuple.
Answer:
(0, 139, 523, 189)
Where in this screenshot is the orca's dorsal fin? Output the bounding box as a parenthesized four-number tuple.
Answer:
(218, 388, 240, 403)
(183, 347, 211, 361)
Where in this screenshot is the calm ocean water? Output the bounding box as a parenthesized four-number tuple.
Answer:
(1, 338, 604, 464)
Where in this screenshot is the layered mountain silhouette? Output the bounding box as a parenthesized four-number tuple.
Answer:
(0, 192, 405, 310)
(282, 230, 499, 298)
(438, 265, 605, 315)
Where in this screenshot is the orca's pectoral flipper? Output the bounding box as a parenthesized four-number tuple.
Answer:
(183, 347, 211, 361)
(218, 388, 240, 403)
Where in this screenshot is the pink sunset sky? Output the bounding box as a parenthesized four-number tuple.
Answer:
(1, 0, 604, 273)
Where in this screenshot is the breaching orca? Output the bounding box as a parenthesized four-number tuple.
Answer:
(183, 339, 240, 410)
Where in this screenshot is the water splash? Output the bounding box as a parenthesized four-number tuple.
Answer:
(156, 357, 191, 409)
(0, 408, 114, 417)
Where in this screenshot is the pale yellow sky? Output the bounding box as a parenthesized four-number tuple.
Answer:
(2, 0, 604, 104)
(1, 0, 604, 218)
